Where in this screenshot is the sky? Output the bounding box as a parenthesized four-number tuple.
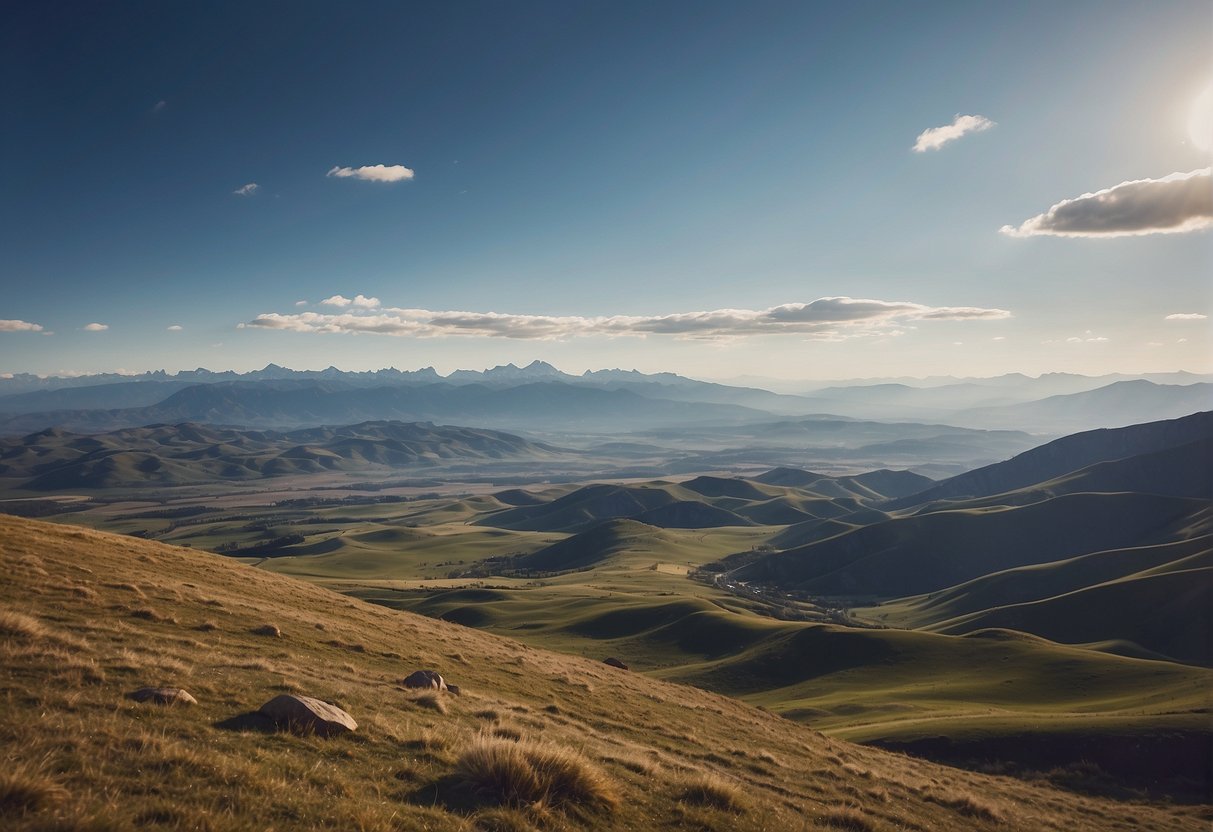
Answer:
(2, 0, 1211, 380)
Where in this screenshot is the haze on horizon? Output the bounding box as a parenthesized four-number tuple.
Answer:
(3, 1, 1210, 381)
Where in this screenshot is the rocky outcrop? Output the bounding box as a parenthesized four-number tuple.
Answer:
(258, 694, 356, 736)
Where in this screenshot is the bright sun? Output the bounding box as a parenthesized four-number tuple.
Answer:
(1189, 79, 1213, 152)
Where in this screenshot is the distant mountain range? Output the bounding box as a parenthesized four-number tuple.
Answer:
(0, 362, 1208, 438)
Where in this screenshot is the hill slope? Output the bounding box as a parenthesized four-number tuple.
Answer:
(0, 420, 567, 489)
(7, 517, 1203, 829)
(886, 410, 1213, 509)
(733, 492, 1208, 598)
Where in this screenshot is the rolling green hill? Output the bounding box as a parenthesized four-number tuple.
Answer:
(0, 420, 569, 489)
(733, 491, 1208, 598)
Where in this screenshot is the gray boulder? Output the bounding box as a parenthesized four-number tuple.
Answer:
(401, 669, 447, 690)
(258, 694, 357, 736)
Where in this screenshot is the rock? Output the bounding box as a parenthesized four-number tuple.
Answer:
(258, 694, 357, 736)
(603, 657, 629, 670)
(446, 684, 462, 697)
(401, 669, 447, 690)
(251, 624, 281, 637)
(129, 687, 197, 706)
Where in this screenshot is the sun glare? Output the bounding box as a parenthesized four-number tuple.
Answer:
(1188, 78, 1213, 153)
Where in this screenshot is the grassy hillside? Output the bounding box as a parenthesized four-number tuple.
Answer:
(0, 421, 569, 489)
(10, 517, 1205, 830)
(886, 410, 1213, 509)
(858, 537, 1212, 663)
(734, 492, 1208, 597)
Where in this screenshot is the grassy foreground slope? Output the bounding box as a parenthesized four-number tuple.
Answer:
(12, 518, 1208, 830)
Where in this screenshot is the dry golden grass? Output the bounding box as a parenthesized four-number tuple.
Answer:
(0, 515, 1205, 832)
(925, 789, 1006, 822)
(0, 610, 45, 640)
(454, 736, 618, 813)
(819, 806, 882, 830)
(0, 759, 68, 818)
(678, 773, 747, 812)
(412, 691, 449, 713)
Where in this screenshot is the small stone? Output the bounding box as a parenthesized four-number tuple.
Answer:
(603, 657, 629, 670)
(258, 694, 356, 736)
(129, 687, 198, 706)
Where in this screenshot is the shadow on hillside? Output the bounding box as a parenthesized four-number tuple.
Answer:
(871, 730, 1213, 805)
(405, 774, 479, 814)
(213, 711, 279, 733)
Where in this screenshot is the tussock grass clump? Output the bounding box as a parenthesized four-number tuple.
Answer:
(405, 729, 452, 753)
(678, 774, 747, 812)
(600, 753, 655, 776)
(455, 736, 618, 813)
(413, 692, 448, 713)
(927, 790, 1005, 822)
(0, 761, 68, 816)
(0, 610, 45, 640)
(472, 807, 540, 832)
(491, 724, 524, 742)
(819, 806, 881, 830)
(130, 607, 175, 624)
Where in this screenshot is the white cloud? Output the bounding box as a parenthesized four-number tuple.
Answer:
(1001, 168, 1213, 238)
(1165, 312, 1207, 320)
(233, 183, 259, 196)
(1046, 330, 1108, 344)
(166, 324, 184, 331)
(320, 294, 380, 309)
(294, 300, 308, 307)
(0, 319, 44, 332)
(153, 99, 167, 112)
(83, 323, 109, 332)
(992, 336, 1006, 341)
(913, 114, 995, 152)
(242, 296, 1011, 342)
(326, 164, 415, 183)
(1147, 341, 1164, 347)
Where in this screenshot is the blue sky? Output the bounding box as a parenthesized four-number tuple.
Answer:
(2, 0, 1210, 379)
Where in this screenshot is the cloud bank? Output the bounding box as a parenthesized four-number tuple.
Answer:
(0, 319, 44, 332)
(913, 114, 995, 152)
(233, 183, 259, 196)
(166, 324, 184, 331)
(1001, 168, 1213, 238)
(242, 296, 1010, 341)
(83, 323, 109, 331)
(1165, 312, 1207, 321)
(326, 164, 415, 183)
